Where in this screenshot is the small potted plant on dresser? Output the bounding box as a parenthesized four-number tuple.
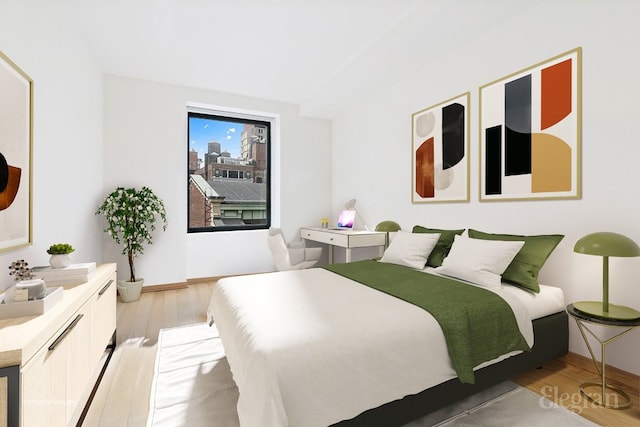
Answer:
(46, 243, 75, 268)
(96, 186, 167, 302)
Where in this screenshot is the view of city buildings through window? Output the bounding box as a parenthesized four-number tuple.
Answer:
(187, 112, 270, 232)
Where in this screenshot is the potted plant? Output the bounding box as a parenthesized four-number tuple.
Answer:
(95, 186, 167, 302)
(46, 243, 75, 268)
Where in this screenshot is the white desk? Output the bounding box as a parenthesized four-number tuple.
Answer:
(300, 227, 386, 263)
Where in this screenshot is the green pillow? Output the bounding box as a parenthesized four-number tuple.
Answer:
(467, 229, 564, 293)
(412, 226, 465, 267)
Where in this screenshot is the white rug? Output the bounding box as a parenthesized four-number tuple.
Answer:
(404, 381, 599, 427)
(147, 323, 239, 427)
(147, 323, 598, 427)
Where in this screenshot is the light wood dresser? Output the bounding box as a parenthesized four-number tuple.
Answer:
(0, 263, 117, 427)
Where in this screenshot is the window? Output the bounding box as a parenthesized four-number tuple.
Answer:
(187, 109, 271, 232)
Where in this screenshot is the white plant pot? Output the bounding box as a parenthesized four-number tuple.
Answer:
(117, 278, 144, 302)
(49, 254, 72, 268)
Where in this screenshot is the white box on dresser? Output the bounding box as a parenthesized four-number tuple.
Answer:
(0, 263, 117, 427)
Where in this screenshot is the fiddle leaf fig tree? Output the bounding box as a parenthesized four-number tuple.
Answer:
(96, 186, 167, 282)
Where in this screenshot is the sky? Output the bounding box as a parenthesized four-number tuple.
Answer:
(189, 116, 242, 162)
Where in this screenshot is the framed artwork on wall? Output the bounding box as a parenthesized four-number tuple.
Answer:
(479, 47, 582, 201)
(412, 92, 470, 203)
(0, 51, 33, 252)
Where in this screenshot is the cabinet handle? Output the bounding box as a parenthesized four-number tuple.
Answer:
(99, 279, 114, 296)
(48, 314, 84, 351)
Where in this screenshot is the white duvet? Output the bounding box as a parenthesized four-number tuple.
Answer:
(207, 267, 543, 427)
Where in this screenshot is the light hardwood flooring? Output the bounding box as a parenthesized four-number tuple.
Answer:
(512, 353, 640, 426)
(83, 282, 639, 426)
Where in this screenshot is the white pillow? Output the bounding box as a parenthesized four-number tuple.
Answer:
(380, 230, 440, 269)
(434, 235, 525, 289)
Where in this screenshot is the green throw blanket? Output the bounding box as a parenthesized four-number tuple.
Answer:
(323, 260, 530, 384)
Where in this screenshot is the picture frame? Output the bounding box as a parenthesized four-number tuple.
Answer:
(0, 51, 33, 252)
(479, 47, 582, 201)
(411, 92, 470, 203)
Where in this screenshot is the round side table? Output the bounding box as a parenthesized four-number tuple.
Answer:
(566, 303, 640, 409)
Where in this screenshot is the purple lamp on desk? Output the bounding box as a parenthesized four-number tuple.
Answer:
(344, 199, 369, 231)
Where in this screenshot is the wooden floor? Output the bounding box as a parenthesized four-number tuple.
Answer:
(512, 353, 639, 426)
(84, 282, 640, 426)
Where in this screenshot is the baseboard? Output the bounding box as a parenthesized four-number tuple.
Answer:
(186, 276, 227, 285)
(140, 282, 188, 293)
(138, 274, 244, 292)
(186, 273, 255, 285)
(564, 351, 639, 384)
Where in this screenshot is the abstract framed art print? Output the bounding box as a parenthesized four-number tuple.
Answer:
(412, 92, 470, 203)
(0, 51, 33, 252)
(479, 47, 582, 201)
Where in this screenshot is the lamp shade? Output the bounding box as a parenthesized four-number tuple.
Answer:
(344, 199, 357, 210)
(574, 232, 640, 257)
(573, 231, 640, 320)
(374, 221, 401, 232)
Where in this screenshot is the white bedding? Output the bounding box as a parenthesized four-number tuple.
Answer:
(207, 266, 564, 427)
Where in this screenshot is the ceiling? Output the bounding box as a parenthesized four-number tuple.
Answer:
(62, 0, 525, 119)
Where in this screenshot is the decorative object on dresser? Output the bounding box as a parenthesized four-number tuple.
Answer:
(374, 220, 401, 248)
(0, 286, 63, 320)
(46, 242, 75, 268)
(30, 262, 96, 288)
(0, 263, 117, 427)
(573, 231, 640, 320)
(11, 279, 46, 301)
(1, 259, 62, 319)
(96, 186, 167, 302)
(7, 259, 34, 282)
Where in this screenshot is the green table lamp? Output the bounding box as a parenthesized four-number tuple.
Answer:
(573, 232, 640, 320)
(375, 221, 401, 248)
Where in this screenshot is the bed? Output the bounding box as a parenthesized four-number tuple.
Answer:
(207, 229, 569, 427)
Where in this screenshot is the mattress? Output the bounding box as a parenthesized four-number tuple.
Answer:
(207, 266, 565, 427)
(421, 266, 565, 319)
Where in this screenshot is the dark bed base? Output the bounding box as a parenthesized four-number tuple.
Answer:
(333, 310, 569, 427)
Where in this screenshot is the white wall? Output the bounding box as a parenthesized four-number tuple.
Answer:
(103, 75, 332, 283)
(332, 1, 640, 374)
(0, 0, 104, 291)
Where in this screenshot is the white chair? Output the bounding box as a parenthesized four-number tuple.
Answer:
(268, 227, 322, 271)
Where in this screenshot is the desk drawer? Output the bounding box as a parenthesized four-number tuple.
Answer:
(301, 229, 349, 247)
(347, 233, 386, 248)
